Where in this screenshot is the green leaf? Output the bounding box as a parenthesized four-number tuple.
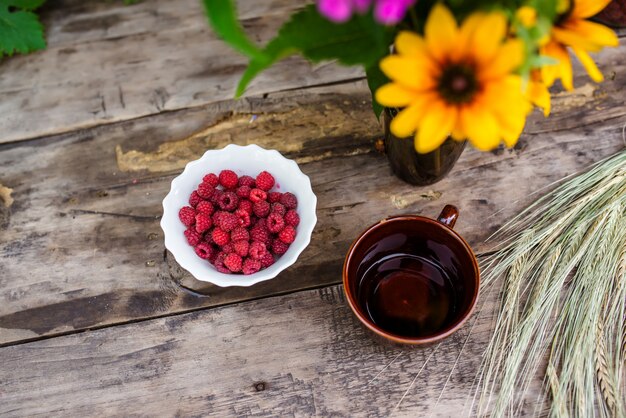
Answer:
(236, 5, 392, 96)
(202, 0, 265, 62)
(6, 0, 47, 11)
(365, 63, 389, 120)
(528, 0, 558, 21)
(0, 5, 45, 56)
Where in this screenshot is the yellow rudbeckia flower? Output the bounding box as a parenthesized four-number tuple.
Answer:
(541, 0, 618, 90)
(375, 4, 530, 153)
(526, 70, 551, 117)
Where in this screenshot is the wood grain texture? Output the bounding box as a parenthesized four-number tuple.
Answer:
(4, 1, 621, 146)
(0, 0, 362, 144)
(0, 284, 545, 417)
(1, 36, 625, 346)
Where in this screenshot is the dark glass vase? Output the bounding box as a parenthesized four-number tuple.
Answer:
(595, 0, 626, 27)
(383, 109, 466, 186)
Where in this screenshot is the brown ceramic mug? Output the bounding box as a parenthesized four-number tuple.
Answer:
(342, 205, 479, 344)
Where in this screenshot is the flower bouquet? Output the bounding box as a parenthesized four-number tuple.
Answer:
(203, 0, 617, 157)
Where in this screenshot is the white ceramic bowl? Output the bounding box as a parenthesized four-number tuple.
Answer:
(161, 144, 317, 287)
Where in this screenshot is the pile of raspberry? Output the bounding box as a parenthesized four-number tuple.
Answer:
(178, 170, 300, 274)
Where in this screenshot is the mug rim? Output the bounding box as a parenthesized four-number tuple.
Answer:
(342, 214, 480, 345)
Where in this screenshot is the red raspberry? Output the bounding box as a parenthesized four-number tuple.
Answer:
(260, 252, 275, 268)
(232, 239, 249, 257)
(238, 199, 253, 214)
(267, 212, 285, 233)
(208, 245, 219, 263)
(219, 170, 239, 189)
(255, 171, 275, 191)
(210, 189, 223, 205)
(184, 228, 201, 246)
(236, 186, 251, 199)
(279, 225, 297, 244)
(197, 182, 215, 199)
(224, 253, 243, 272)
(212, 210, 224, 226)
(179, 206, 196, 227)
(189, 191, 202, 207)
(196, 200, 215, 216)
(238, 175, 256, 187)
(284, 209, 300, 227)
(218, 191, 239, 211)
(203, 231, 214, 245)
(249, 188, 267, 203)
(222, 242, 234, 254)
(203, 173, 219, 187)
(253, 200, 270, 218)
(234, 209, 251, 228)
(214, 252, 231, 274)
(231, 227, 249, 242)
(212, 227, 230, 246)
(270, 202, 286, 216)
(268, 192, 282, 203)
(249, 241, 268, 260)
(272, 239, 289, 255)
(242, 257, 261, 275)
(195, 213, 213, 233)
(280, 192, 298, 209)
(218, 212, 239, 232)
(194, 242, 214, 260)
(251, 225, 272, 247)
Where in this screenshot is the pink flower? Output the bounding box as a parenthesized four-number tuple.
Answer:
(374, 0, 415, 25)
(318, 0, 355, 23)
(317, 0, 415, 25)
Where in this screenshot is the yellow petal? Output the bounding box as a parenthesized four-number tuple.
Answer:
(414, 102, 457, 154)
(451, 123, 465, 141)
(425, 4, 459, 63)
(516, 6, 537, 28)
(395, 31, 427, 57)
(552, 26, 602, 52)
(486, 97, 528, 147)
(460, 104, 501, 151)
(379, 56, 436, 90)
(541, 64, 558, 88)
(542, 41, 574, 90)
(571, 0, 612, 18)
(572, 47, 604, 82)
(479, 39, 525, 81)
(467, 12, 507, 64)
(561, 19, 619, 48)
(389, 96, 432, 138)
(557, 49, 574, 91)
(527, 81, 551, 117)
(375, 83, 420, 107)
(482, 75, 525, 105)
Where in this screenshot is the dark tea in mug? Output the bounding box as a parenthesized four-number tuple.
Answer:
(355, 234, 464, 338)
(343, 206, 479, 344)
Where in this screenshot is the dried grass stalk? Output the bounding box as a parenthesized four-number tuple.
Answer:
(474, 150, 626, 417)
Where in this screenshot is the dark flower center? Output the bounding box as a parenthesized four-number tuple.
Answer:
(437, 64, 479, 104)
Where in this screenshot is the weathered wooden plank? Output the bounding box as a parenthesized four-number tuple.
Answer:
(2, 2, 622, 145)
(0, 284, 545, 417)
(1, 39, 625, 347)
(0, 0, 362, 144)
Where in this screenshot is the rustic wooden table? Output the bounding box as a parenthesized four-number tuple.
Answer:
(0, 0, 624, 416)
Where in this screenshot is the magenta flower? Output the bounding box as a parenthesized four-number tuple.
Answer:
(317, 0, 415, 25)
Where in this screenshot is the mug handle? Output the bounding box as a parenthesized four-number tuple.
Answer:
(437, 205, 458, 229)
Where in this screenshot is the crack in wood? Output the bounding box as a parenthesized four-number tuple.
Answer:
(114, 100, 380, 173)
(68, 209, 161, 221)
